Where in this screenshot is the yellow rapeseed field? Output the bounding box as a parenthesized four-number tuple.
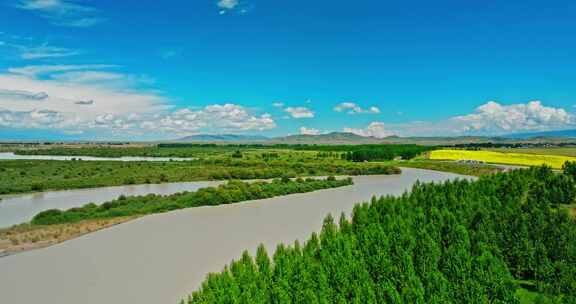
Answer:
(429, 149, 576, 169)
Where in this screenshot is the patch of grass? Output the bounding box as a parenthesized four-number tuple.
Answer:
(516, 288, 540, 304)
(397, 160, 503, 176)
(0, 217, 135, 256)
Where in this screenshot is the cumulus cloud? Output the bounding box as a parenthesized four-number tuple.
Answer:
(15, 0, 105, 27)
(0, 65, 168, 135)
(334, 102, 380, 114)
(272, 102, 284, 108)
(0, 109, 66, 129)
(344, 122, 394, 138)
(285, 106, 314, 119)
(371, 100, 576, 137)
(299, 126, 321, 135)
(452, 100, 574, 133)
(144, 104, 276, 134)
(0, 65, 277, 138)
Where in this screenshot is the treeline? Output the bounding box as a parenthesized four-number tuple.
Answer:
(205, 163, 401, 180)
(31, 177, 353, 225)
(292, 144, 435, 161)
(186, 166, 576, 303)
(341, 146, 431, 162)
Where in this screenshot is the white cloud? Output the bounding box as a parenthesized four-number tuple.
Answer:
(8, 64, 117, 77)
(299, 126, 321, 135)
(334, 102, 380, 114)
(19, 44, 79, 59)
(0, 109, 66, 129)
(0, 65, 276, 138)
(49, 70, 154, 88)
(285, 106, 314, 118)
(141, 104, 276, 135)
(0, 89, 48, 101)
(217, 0, 239, 10)
(0, 39, 80, 60)
(452, 100, 574, 133)
(0, 65, 168, 134)
(366, 100, 576, 137)
(273, 102, 284, 108)
(344, 122, 394, 138)
(15, 0, 105, 27)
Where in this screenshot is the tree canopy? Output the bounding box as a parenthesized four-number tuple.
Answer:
(187, 166, 576, 303)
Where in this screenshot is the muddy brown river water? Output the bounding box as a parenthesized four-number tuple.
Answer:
(0, 168, 471, 304)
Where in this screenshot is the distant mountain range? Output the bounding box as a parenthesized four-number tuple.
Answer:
(271, 132, 381, 144)
(176, 132, 380, 144)
(505, 129, 576, 139)
(175, 131, 576, 145)
(176, 134, 269, 142)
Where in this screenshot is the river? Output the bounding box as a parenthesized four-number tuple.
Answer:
(0, 181, 223, 228)
(0, 152, 195, 162)
(0, 168, 471, 304)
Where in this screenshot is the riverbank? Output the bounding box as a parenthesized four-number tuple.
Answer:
(0, 217, 135, 257)
(396, 160, 504, 176)
(0, 177, 353, 257)
(0, 169, 469, 304)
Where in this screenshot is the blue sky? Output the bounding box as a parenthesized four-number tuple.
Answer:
(0, 0, 575, 140)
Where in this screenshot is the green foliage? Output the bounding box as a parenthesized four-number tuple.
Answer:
(31, 177, 354, 225)
(231, 150, 243, 158)
(187, 167, 576, 303)
(0, 150, 400, 195)
(330, 145, 434, 161)
(398, 160, 503, 176)
(13, 144, 433, 160)
(563, 161, 576, 181)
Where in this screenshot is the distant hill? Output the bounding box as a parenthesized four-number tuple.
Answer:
(270, 132, 382, 144)
(505, 129, 576, 139)
(177, 134, 269, 142)
(172, 131, 576, 145)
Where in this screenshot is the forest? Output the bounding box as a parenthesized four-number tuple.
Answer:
(31, 176, 353, 225)
(186, 166, 576, 303)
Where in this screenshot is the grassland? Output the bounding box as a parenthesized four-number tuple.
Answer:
(0, 149, 399, 195)
(397, 160, 503, 176)
(430, 149, 576, 169)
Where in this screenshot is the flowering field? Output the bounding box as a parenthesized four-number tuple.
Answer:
(429, 149, 576, 169)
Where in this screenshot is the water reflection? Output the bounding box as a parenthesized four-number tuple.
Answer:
(0, 181, 222, 228)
